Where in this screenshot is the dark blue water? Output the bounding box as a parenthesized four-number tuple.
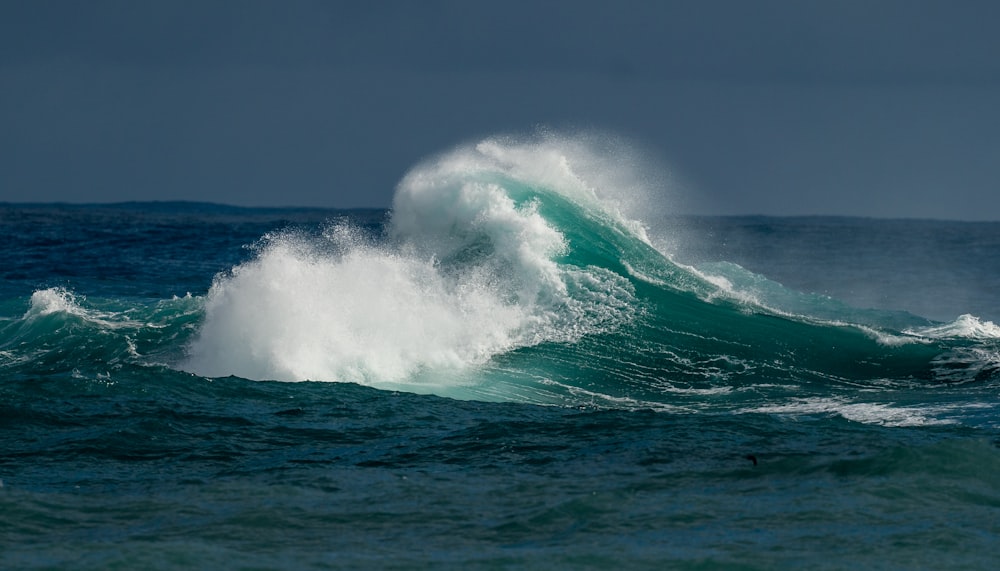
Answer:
(2, 141, 999, 569)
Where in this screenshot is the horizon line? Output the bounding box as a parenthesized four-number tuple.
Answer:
(1, 200, 997, 223)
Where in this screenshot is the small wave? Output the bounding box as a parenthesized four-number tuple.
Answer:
(25, 288, 94, 320)
(1, 288, 202, 377)
(907, 314, 1000, 340)
(742, 397, 960, 427)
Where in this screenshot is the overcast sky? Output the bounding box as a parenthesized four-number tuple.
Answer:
(2, 0, 999, 219)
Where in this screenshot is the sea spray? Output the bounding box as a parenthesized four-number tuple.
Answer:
(182, 227, 527, 385)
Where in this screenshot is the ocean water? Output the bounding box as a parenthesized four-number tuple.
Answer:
(2, 137, 999, 570)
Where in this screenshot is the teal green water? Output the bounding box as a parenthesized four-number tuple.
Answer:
(2, 141, 999, 569)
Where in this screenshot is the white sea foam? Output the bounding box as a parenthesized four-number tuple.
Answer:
(26, 288, 88, 318)
(24, 287, 135, 329)
(744, 397, 958, 427)
(906, 314, 1000, 340)
(183, 233, 527, 384)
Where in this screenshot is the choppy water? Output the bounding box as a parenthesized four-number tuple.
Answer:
(2, 137, 999, 569)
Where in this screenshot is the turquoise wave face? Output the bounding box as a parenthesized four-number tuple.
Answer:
(463, 216, 994, 411)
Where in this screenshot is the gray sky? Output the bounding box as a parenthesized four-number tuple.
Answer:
(2, 0, 999, 219)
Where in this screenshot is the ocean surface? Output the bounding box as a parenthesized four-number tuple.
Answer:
(2, 138, 999, 569)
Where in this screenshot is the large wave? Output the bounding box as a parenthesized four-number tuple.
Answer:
(177, 134, 1000, 407)
(181, 136, 645, 390)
